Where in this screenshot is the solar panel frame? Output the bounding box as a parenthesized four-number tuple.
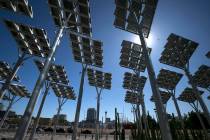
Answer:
(87, 68, 112, 89)
(51, 83, 76, 100)
(70, 34, 103, 67)
(150, 90, 171, 104)
(124, 90, 142, 105)
(5, 20, 50, 58)
(120, 40, 151, 72)
(157, 69, 183, 90)
(159, 33, 198, 69)
(192, 65, 210, 89)
(48, 0, 92, 36)
(0, 61, 19, 82)
(114, 0, 158, 38)
(8, 84, 30, 98)
(0, 0, 33, 17)
(178, 87, 204, 103)
(34, 60, 69, 85)
(123, 72, 147, 92)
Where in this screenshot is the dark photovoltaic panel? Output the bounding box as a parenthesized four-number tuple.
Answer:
(206, 51, 210, 59)
(34, 60, 69, 85)
(192, 65, 210, 89)
(8, 84, 30, 97)
(87, 68, 112, 89)
(0, 61, 19, 82)
(48, 0, 92, 36)
(178, 87, 204, 103)
(124, 91, 141, 105)
(51, 84, 76, 100)
(0, 0, 33, 17)
(159, 33, 198, 69)
(5, 20, 50, 58)
(114, 0, 158, 38)
(123, 72, 147, 92)
(120, 40, 151, 72)
(157, 69, 183, 90)
(151, 90, 171, 104)
(70, 33, 103, 67)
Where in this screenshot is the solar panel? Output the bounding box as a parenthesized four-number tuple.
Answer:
(192, 65, 210, 89)
(178, 87, 204, 103)
(0, 0, 33, 17)
(5, 20, 50, 58)
(206, 51, 210, 59)
(51, 84, 76, 100)
(70, 34, 103, 67)
(157, 69, 183, 90)
(124, 90, 141, 105)
(48, 0, 92, 36)
(8, 84, 30, 97)
(151, 90, 171, 104)
(0, 61, 19, 82)
(159, 33, 198, 69)
(114, 0, 158, 37)
(120, 40, 151, 72)
(123, 72, 147, 92)
(87, 68, 112, 89)
(34, 60, 69, 85)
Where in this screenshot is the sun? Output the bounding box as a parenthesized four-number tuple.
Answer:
(133, 35, 154, 47)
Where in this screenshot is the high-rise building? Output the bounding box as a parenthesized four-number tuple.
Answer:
(86, 108, 96, 122)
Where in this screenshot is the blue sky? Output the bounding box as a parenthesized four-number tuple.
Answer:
(0, 0, 210, 122)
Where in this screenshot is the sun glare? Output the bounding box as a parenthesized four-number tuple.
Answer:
(133, 34, 154, 47)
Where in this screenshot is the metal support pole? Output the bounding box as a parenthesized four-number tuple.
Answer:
(184, 66, 210, 125)
(0, 95, 15, 128)
(14, 27, 64, 140)
(95, 90, 101, 140)
(0, 54, 25, 99)
(29, 85, 50, 140)
(51, 99, 62, 140)
(138, 32, 172, 140)
(72, 65, 87, 140)
(171, 92, 185, 130)
(141, 94, 149, 137)
(136, 104, 142, 131)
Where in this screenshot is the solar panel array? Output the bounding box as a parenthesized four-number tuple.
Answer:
(87, 68, 112, 89)
(192, 65, 210, 89)
(123, 72, 147, 92)
(0, 61, 19, 82)
(51, 84, 75, 99)
(34, 60, 69, 85)
(8, 84, 30, 97)
(5, 20, 50, 58)
(0, 0, 33, 17)
(206, 51, 210, 59)
(48, 0, 92, 36)
(159, 33, 198, 69)
(70, 34, 103, 67)
(157, 69, 183, 90)
(178, 87, 204, 103)
(114, 0, 158, 37)
(120, 40, 151, 72)
(124, 91, 141, 105)
(151, 90, 171, 104)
